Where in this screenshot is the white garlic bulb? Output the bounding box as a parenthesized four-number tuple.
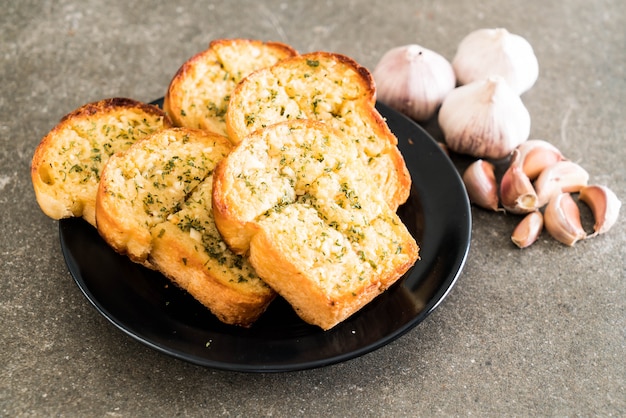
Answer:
(438, 75, 531, 159)
(373, 44, 456, 121)
(453, 28, 539, 95)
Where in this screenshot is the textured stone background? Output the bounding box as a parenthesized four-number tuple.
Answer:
(2, 1, 624, 415)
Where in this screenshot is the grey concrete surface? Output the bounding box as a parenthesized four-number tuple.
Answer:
(2, 0, 624, 416)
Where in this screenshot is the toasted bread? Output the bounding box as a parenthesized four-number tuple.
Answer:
(31, 98, 171, 226)
(213, 120, 419, 330)
(163, 39, 297, 137)
(225, 51, 411, 209)
(96, 127, 274, 326)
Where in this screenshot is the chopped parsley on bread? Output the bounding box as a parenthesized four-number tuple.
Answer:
(31, 98, 171, 226)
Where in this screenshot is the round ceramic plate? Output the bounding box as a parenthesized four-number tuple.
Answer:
(59, 101, 471, 372)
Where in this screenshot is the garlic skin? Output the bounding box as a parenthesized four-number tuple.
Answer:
(462, 159, 499, 211)
(544, 193, 587, 246)
(534, 161, 589, 207)
(511, 211, 544, 249)
(373, 44, 456, 121)
(515, 139, 566, 180)
(438, 76, 531, 159)
(453, 28, 539, 95)
(499, 150, 538, 214)
(578, 185, 622, 237)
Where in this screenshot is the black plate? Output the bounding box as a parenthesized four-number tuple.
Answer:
(59, 101, 471, 372)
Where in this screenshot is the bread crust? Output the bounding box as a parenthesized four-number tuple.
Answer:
(31, 98, 170, 226)
(212, 120, 419, 329)
(150, 223, 274, 327)
(150, 186, 274, 327)
(249, 223, 417, 329)
(212, 159, 262, 255)
(163, 39, 297, 136)
(225, 51, 411, 208)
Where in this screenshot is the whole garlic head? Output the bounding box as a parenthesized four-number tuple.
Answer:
(373, 44, 456, 121)
(453, 28, 539, 95)
(438, 75, 531, 159)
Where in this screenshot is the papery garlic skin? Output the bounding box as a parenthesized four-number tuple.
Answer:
(544, 193, 587, 246)
(511, 211, 544, 249)
(463, 159, 499, 211)
(516, 139, 566, 180)
(453, 28, 539, 95)
(373, 44, 456, 121)
(438, 76, 531, 159)
(500, 150, 538, 214)
(579, 185, 622, 237)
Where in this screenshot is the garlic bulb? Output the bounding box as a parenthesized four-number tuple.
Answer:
(453, 28, 539, 95)
(438, 76, 531, 159)
(373, 44, 456, 121)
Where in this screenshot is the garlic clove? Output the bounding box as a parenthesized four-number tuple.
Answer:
(453, 28, 539, 95)
(499, 150, 538, 214)
(511, 211, 543, 249)
(373, 44, 456, 121)
(438, 76, 531, 159)
(578, 185, 622, 237)
(515, 139, 566, 180)
(534, 161, 589, 207)
(462, 159, 499, 211)
(544, 193, 587, 246)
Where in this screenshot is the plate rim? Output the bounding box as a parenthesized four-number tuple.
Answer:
(59, 100, 471, 372)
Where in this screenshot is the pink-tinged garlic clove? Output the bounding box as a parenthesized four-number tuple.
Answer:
(515, 139, 566, 180)
(534, 161, 589, 207)
(511, 211, 544, 248)
(544, 193, 587, 246)
(500, 150, 538, 214)
(463, 159, 499, 211)
(578, 185, 622, 237)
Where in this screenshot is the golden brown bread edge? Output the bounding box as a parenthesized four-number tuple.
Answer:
(31, 98, 171, 226)
(248, 221, 418, 330)
(150, 220, 275, 327)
